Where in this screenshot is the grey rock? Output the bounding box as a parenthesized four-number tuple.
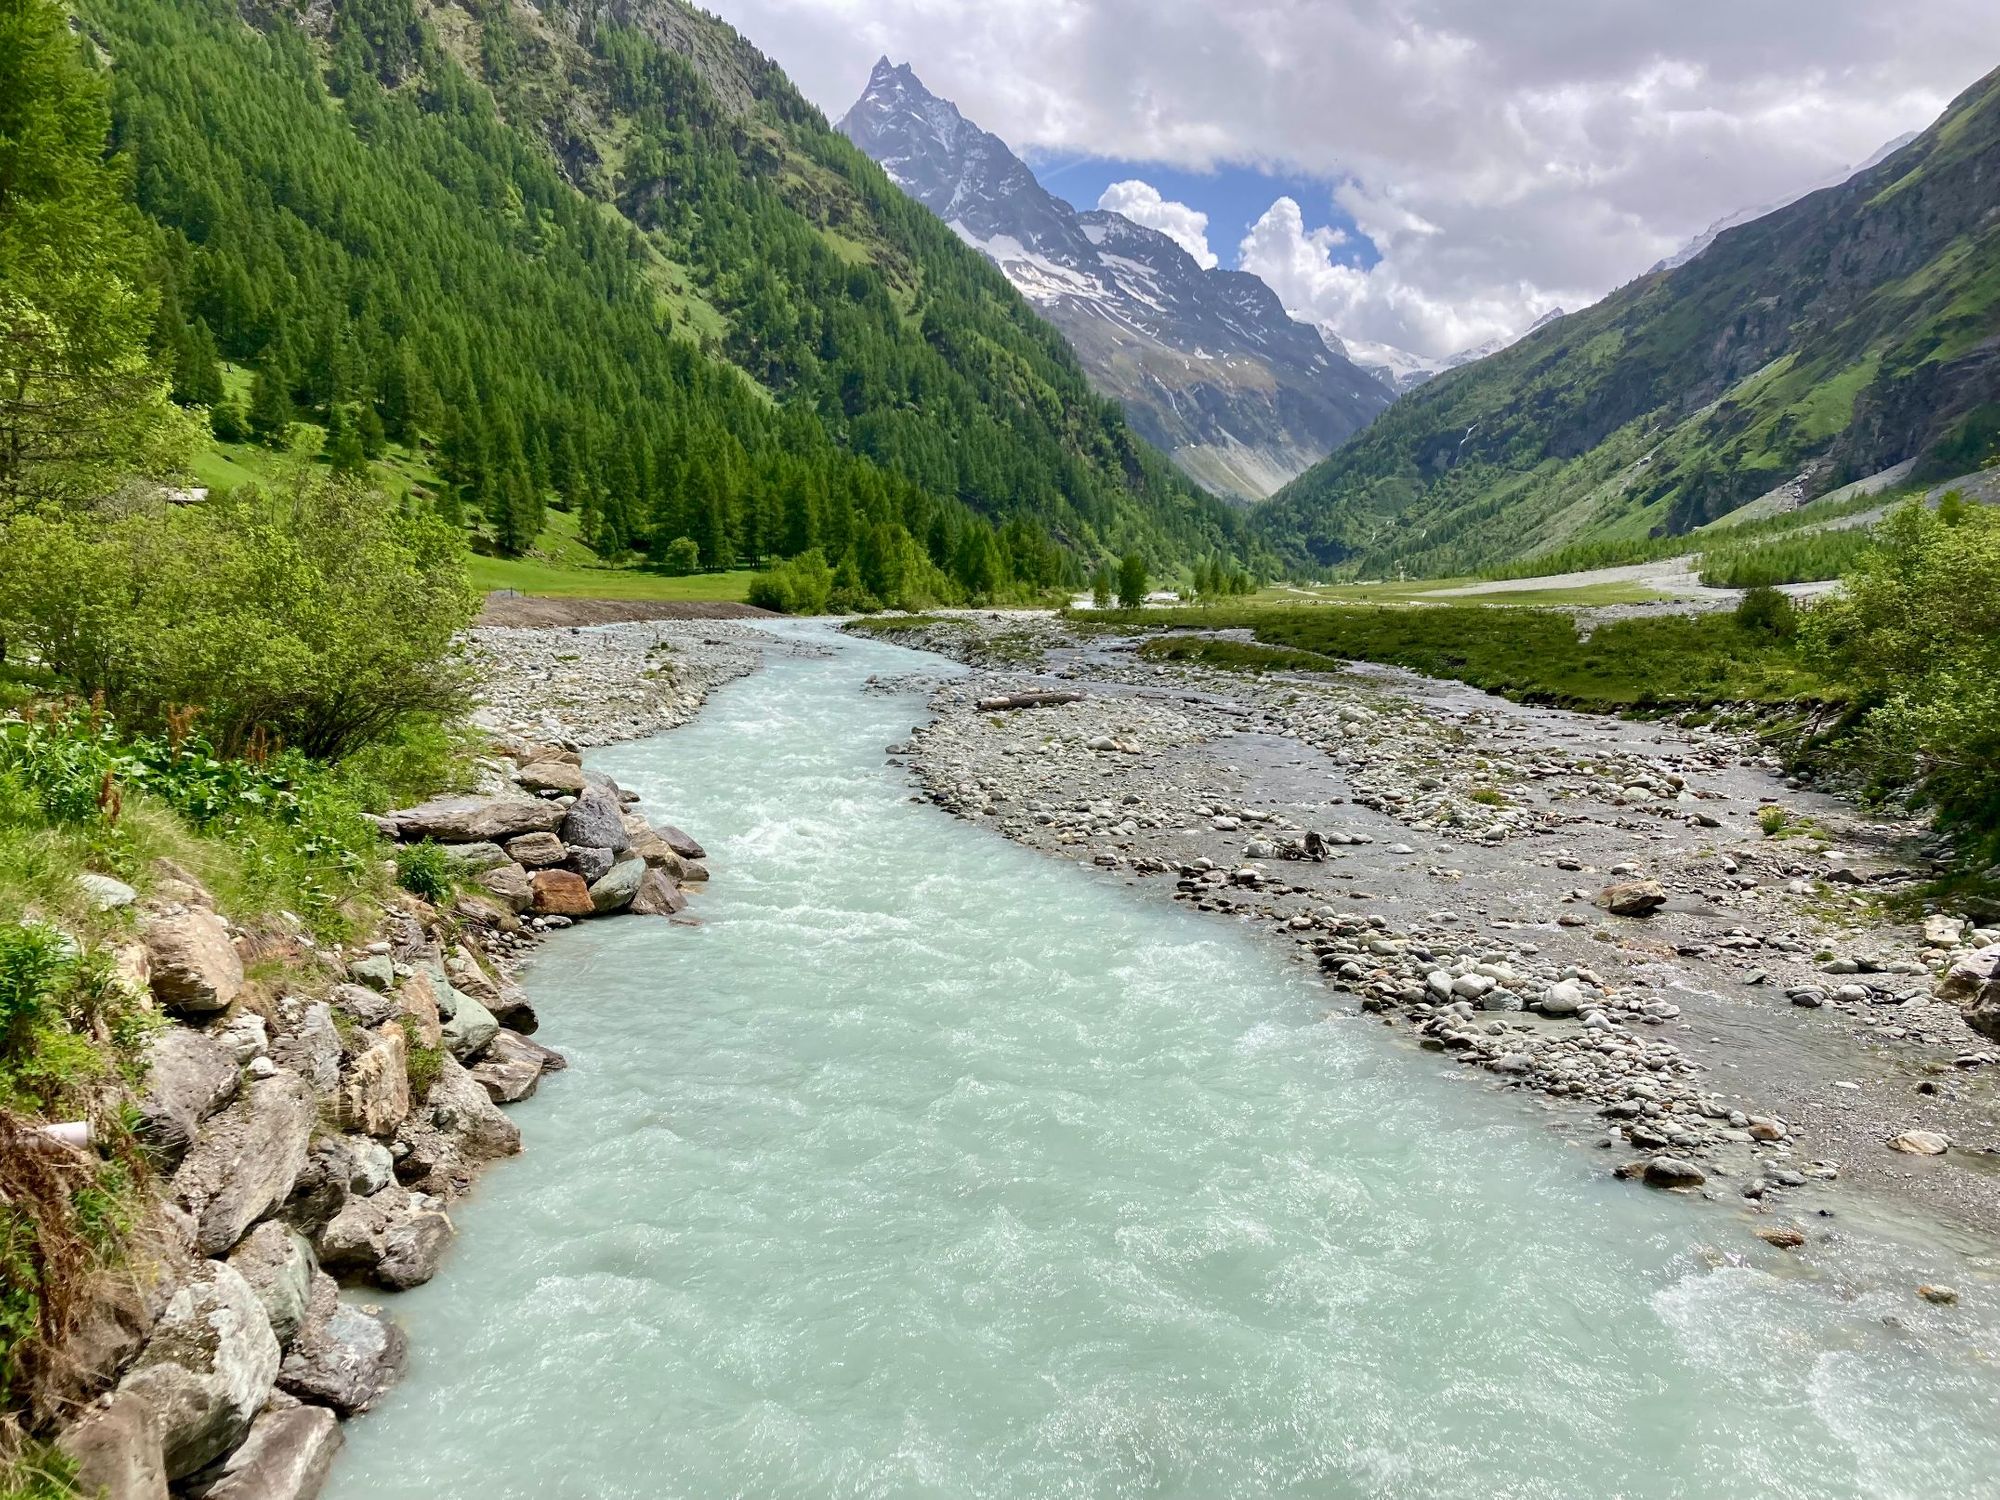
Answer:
(393, 1053, 522, 1197)
(468, 1030, 563, 1104)
(135, 1027, 240, 1169)
(567, 844, 615, 884)
(173, 1072, 316, 1255)
(187, 1403, 341, 1500)
(1596, 880, 1668, 917)
(225, 1223, 315, 1347)
(58, 1389, 169, 1500)
(346, 1138, 395, 1197)
(588, 857, 648, 914)
(514, 761, 587, 795)
(441, 991, 499, 1061)
(79, 871, 140, 911)
(503, 831, 567, 868)
(277, 1275, 406, 1416)
(268, 999, 340, 1095)
(326, 982, 395, 1028)
(440, 841, 511, 874)
(346, 955, 396, 993)
(143, 908, 245, 1014)
(317, 1185, 454, 1292)
(559, 788, 629, 854)
(629, 868, 687, 917)
(386, 795, 565, 843)
(654, 823, 706, 860)
(1642, 1156, 1706, 1190)
(116, 1260, 281, 1480)
(474, 862, 534, 913)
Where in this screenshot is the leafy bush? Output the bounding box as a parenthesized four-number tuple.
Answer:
(659, 536, 701, 576)
(746, 549, 834, 614)
(0, 469, 478, 759)
(394, 841, 454, 904)
(0, 704, 387, 938)
(1758, 805, 1793, 836)
(1734, 586, 1798, 636)
(1802, 499, 2000, 866)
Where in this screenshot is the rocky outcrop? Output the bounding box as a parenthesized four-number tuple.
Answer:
(332, 1025, 410, 1138)
(116, 1261, 281, 1480)
(135, 1027, 239, 1168)
(394, 1054, 521, 1197)
(277, 1277, 407, 1414)
(187, 1402, 342, 1500)
(386, 794, 565, 843)
(226, 1224, 316, 1347)
(316, 1185, 454, 1291)
(58, 1389, 170, 1500)
(173, 1073, 316, 1256)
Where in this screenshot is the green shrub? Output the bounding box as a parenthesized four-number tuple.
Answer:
(1734, 586, 1798, 637)
(1700, 528, 1875, 588)
(1758, 805, 1792, 836)
(659, 536, 701, 576)
(0, 469, 478, 760)
(394, 841, 454, 904)
(746, 549, 834, 614)
(398, 1015, 443, 1100)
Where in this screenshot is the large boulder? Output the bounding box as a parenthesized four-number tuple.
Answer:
(277, 1275, 406, 1415)
(393, 972, 445, 1050)
(629, 869, 687, 917)
(655, 823, 706, 861)
(58, 1389, 169, 1500)
(531, 869, 593, 918)
(135, 1027, 240, 1168)
(268, 998, 340, 1095)
(386, 795, 564, 844)
(1964, 966, 2000, 1043)
(588, 858, 648, 914)
(394, 1053, 522, 1197)
(225, 1224, 316, 1347)
(441, 991, 499, 1061)
(116, 1260, 281, 1481)
(143, 909, 244, 1014)
(316, 1185, 454, 1291)
(559, 788, 629, 854)
(334, 1024, 411, 1138)
(504, 831, 567, 869)
(173, 1073, 316, 1256)
(1943, 943, 2000, 1000)
(474, 862, 534, 913)
(1596, 880, 1668, 917)
(468, 1030, 564, 1104)
(514, 760, 586, 795)
(186, 1403, 342, 1500)
(567, 845, 615, 885)
(440, 841, 511, 874)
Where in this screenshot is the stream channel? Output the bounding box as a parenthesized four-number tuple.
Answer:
(328, 624, 2000, 1499)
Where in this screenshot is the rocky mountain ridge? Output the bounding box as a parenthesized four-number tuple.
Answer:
(838, 59, 1390, 501)
(1255, 63, 2000, 575)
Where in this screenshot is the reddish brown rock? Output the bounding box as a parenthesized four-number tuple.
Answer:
(531, 869, 594, 917)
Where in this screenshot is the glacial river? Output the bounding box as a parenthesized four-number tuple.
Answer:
(329, 625, 1999, 1499)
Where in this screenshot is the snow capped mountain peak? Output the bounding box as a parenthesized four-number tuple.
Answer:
(839, 65, 1389, 500)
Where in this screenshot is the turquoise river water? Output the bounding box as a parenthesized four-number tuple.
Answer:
(328, 625, 2000, 1499)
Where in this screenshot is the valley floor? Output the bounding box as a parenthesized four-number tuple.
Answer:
(866, 611, 2000, 1254)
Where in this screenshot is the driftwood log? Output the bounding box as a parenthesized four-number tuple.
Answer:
(975, 690, 1085, 712)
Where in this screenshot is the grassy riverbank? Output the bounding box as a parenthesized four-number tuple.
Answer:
(1075, 603, 1834, 714)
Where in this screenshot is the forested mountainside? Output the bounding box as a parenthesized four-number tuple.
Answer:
(78, 0, 1243, 596)
(838, 60, 1389, 502)
(1256, 64, 2000, 577)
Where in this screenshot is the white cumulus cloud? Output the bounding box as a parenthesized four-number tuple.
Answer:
(703, 0, 2000, 359)
(1095, 180, 1219, 268)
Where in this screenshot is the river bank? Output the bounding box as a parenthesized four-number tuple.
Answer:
(859, 611, 2000, 1252)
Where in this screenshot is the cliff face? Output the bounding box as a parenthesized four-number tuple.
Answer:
(1257, 64, 2000, 573)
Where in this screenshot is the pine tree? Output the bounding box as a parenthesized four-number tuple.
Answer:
(247, 361, 294, 444)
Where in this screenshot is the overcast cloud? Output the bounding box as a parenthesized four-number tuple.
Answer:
(703, 0, 2000, 358)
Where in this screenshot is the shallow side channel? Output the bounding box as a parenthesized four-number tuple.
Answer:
(329, 623, 2000, 1500)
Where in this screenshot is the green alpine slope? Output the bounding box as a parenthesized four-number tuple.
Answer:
(77, 0, 1240, 598)
(1256, 63, 2000, 578)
